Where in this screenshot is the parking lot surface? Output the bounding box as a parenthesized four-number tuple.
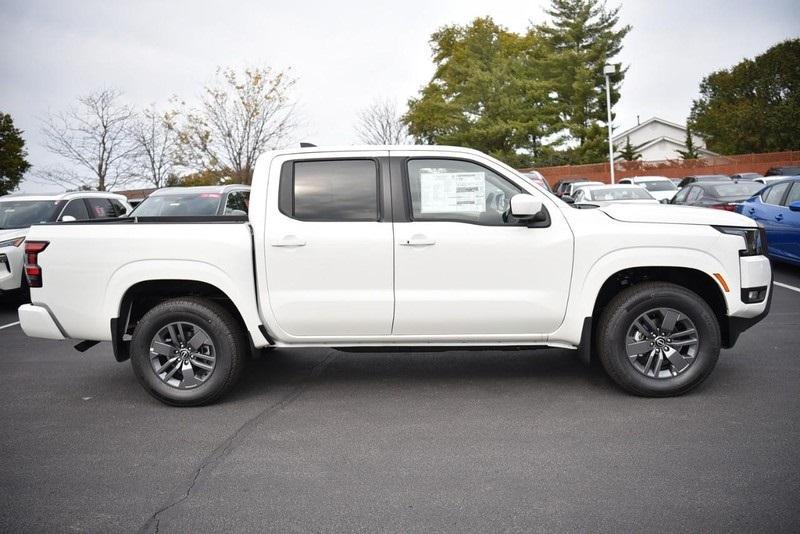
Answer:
(1, 264, 799, 533)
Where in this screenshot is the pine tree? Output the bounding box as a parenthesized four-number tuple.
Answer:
(616, 136, 641, 161)
(537, 0, 631, 164)
(0, 112, 31, 195)
(677, 127, 701, 160)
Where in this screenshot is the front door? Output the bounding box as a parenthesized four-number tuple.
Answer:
(264, 154, 394, 337)
(392, 156, 574, 337)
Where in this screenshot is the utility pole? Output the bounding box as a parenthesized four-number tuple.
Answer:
(604, 64, 616, 184)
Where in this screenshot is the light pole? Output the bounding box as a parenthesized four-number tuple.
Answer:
(603, 64, 616, 184)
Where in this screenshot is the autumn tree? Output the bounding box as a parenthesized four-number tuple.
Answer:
(689, 39, 800, 154)
(40, 89, 138, 191)
(404, 17, 558, 167)
(172, 66, 297, 184)
(355, 99, 411, 145)
(0, 112, 31, 195)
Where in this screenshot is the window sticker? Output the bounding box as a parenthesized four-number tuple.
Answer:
(420, 171, 486, 213)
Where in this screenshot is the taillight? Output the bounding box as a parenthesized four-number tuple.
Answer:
(24, 241, 49, 288)
(710, 203, 736, 211)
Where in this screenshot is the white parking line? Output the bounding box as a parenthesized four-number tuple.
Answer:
(0, 321, 20, 330)
(775, 281, 800, 294)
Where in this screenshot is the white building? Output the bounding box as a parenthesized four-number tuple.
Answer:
(612, 117, 717, 162)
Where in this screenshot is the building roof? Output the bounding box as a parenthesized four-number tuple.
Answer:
(612, 117, 693, 143)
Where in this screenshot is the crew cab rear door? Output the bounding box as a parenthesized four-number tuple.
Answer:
(262, 151, 394, 337)
(390, 151, 574, 337)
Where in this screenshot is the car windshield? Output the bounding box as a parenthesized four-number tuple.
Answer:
(638, 180, 676, 192)
(130, 193, 221, 216)
(0, 200, 61, 229)
(588, 187, 653, 201)
(710, 183, 763, 198)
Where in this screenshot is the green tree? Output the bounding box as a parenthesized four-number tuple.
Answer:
(537, 0, 631, 164)
(616, 136, 641, 161)
(404, 17, 558, 167)
(677, 127, 701, 159)
(0, 112, 31, 195)
(689, 39, 800, 154)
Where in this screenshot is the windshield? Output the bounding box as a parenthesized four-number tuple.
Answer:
(0, 200, 62, 229)
(588, 187, 653, 201)
(130, 193, 222, 216)
(710, 182, 763, 198)
(639, 180, 676, 192)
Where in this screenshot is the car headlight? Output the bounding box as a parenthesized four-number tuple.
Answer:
(0, 236, 25, 248)
(713, 225, 767, 256)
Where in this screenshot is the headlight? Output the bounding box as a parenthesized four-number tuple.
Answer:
(0, 236, 25, 248)
(713, 225, 767, 256)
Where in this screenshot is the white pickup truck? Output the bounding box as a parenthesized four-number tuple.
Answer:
(18, 146, 772, 406)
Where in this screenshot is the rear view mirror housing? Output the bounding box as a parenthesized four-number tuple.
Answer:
(60, 215, 77, 222)
(790, 200, 800, 212)
(509, 194, 549, 226)
(561, 195, 575, 205)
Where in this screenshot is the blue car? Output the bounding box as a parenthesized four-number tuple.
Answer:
(737, 176, 800, 266)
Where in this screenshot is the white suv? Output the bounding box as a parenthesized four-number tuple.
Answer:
(0, 191, 131, 298)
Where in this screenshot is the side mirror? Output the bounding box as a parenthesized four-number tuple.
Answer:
(561, 195, 575, 205)
(510, 194, 544, 221)
(789, 200, 800, 212)
(60, 215, 77, 222)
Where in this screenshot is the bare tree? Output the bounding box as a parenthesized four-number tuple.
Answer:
(131, 107, 179, 188)
(39, 89, 138, 191)
(172, 66, 296, 184)
(355, 99, 412, 145)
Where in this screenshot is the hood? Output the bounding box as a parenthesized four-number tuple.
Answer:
(597, 203, 757, 227)
(0, 228, 29, 243)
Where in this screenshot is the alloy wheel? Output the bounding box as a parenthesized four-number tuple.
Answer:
(149, 321, 217, 389)
(625, 307, 699, 378)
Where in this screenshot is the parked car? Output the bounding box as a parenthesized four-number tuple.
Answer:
(18, 145, 771, 405)
(729, 173, 762, 181)
(129, 185, 251, 217)
(0, 191, 131, 298)
(617, 176, 678, 202)
(553, 178, 591, 197)
(520, 171, 552, 192)
(562, 180, 603, 199)
(765, 166, 800, 177)
(677, 175, 731, 189)
(572, 184, 659, 205)
(670, 181, 764, 211)
(737, 177, 800, 266)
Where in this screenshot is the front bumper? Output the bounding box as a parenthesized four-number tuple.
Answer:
(18, 304, 65, 340)
(723, 255, 773, 348)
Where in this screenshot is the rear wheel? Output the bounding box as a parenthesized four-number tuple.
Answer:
(130, 297, 246, 406)
(597, 282, 721, 397)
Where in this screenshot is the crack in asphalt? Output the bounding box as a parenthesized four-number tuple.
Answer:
(138, 349, 337, 534)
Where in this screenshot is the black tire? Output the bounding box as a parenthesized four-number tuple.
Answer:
(130, 297, 247, 406)
(597, 282, 721, 397)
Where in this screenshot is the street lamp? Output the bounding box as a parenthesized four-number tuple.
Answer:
(603, 63, 616, 184)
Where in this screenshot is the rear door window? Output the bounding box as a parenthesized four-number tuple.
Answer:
(763, 182, 790, 205)
(60, 199, 90, 221)
(784, 182, 800, 207)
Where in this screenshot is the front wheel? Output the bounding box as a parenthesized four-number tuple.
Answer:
(130, 297, 247, 406)
(597, 282, 721, 397)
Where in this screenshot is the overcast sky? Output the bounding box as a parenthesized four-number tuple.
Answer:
(1, 0, 798, 192)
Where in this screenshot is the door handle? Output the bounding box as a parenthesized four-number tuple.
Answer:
(775, 214, 784, 221)
(748, 208, 755, 214)
(400, 234, 436, 246)
(271, 235, 306, 247)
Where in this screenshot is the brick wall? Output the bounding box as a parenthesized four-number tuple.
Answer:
(520, 150, 800, 186)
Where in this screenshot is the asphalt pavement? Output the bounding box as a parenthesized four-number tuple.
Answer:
(1, 264, 799, 533)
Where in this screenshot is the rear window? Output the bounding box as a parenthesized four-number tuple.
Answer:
(639, 180, 676, 192)
(131, 193, 222, 216)
(710, 183, 763, 198)
(588, 187, 653, 201)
